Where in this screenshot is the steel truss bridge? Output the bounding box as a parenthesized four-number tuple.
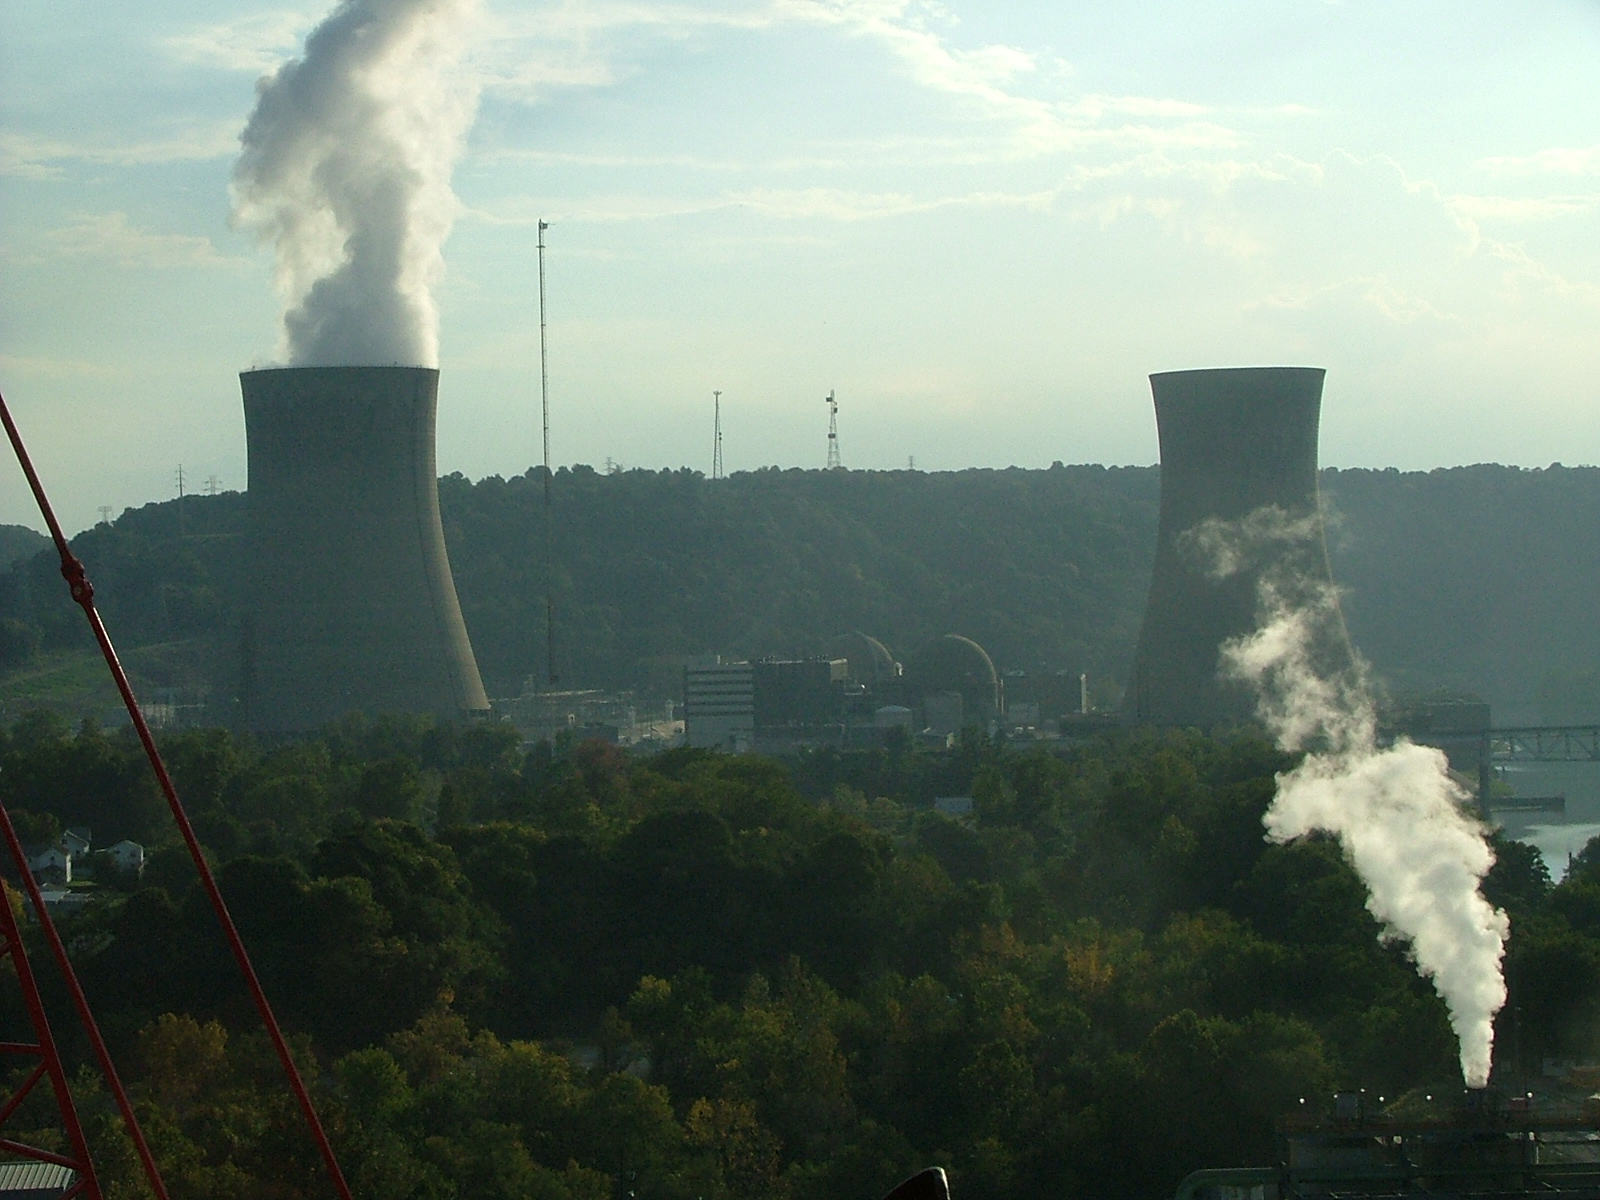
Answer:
(1489, 726, 1600, 763)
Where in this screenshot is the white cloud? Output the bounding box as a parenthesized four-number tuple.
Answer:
(0, 125, 239, 177)
(1066, 94, 1210, 120)
(160, 11, 312, 73)
(1445, 194, 1600, 223)
(1482, 240, 1600, 308)
(462, 182, 1050, 224)
(1242, 277, 1460, 335)
(724, 184, 1048, 220)
(1478, 145, 1600, 177)
(471, 0, 1248, 166)
(0, 354, 121, 380)
(28, 213, 240, 270)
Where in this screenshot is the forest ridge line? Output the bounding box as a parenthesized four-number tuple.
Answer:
(2, 462, 1598, 720)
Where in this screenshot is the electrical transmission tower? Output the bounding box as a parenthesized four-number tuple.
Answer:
(712, 390, 723, 479)
(825, 391, 841, 469)
(205, 474, 222, 495)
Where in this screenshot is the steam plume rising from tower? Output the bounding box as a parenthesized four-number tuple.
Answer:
(232, 0, 479, 367)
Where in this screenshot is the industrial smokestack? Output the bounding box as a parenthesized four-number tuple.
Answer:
(240, 366, 489, 730)
(1128, 366, 1351, 726)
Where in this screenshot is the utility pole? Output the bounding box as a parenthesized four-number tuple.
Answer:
(538, 219, 558, 687)
(825, 391, 841, 470)
(712, 390, 723, 480)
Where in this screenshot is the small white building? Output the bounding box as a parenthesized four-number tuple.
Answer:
(0, 1161, 77, 1198)
(684, 660, 755, 751)
(27, 846, 71, 886)
(105, 839, 145, 877)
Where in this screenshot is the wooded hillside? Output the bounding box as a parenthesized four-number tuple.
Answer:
(3, 463, 1599, 719)
(1, 714, 1583, 1200)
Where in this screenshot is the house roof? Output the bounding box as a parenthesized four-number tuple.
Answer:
(0, 1160, 75, 1196)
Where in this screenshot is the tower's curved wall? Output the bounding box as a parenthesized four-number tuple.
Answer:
(1128, 366, 1348, 726)
(240, 366, 490, 730)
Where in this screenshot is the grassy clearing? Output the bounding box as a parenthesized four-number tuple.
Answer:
(0, 636, 231, 725)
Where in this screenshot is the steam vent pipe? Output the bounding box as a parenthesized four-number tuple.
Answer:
(1128, 366, 1351, 726)
(240, 366, 490, 730)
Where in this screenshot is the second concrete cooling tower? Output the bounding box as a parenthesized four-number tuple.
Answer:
(1128, 366, 1351, 726)
(240, 366, 489, 730)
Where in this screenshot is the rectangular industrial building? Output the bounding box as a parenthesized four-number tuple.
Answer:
(684, 662, 755, 751)
(753, 658, 848, 739)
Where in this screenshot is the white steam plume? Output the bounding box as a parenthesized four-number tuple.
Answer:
(232, 0, 480, 367)
(1199, 507, 1509, 1088)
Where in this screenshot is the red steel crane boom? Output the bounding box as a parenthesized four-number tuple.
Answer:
(0, 384, 353, 1200)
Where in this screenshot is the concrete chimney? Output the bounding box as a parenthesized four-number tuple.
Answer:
(1128, 366, 1351, 726)
(240, 366, 489, 730)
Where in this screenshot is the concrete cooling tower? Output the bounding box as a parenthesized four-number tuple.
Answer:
(1128, 366, 1352, 726)
(240, 366, 490, 730)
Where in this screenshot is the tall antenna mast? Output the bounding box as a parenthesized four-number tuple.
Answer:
(712, 390, 723, 480)
(538, 219, 558, 686)
(825, 390, 841, 470)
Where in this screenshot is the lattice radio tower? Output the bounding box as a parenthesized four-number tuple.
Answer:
(712, 390, 724, 479)
(825, 390, 841, 469)
(538, 219, 558, 686)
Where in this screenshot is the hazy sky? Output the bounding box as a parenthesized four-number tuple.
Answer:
(3, 0, 1600, 534)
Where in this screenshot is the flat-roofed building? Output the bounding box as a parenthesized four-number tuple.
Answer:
(684, 661, 755, 751)
(753, 658, 848, 743)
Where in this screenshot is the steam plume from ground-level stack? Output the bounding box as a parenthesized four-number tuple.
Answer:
(233, 0, 480, 367)
(1202, 509, 1509, 1088)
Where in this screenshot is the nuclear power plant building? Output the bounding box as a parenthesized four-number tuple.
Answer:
(239, 366, 490, 730)
(1127, 366, 1352, 727)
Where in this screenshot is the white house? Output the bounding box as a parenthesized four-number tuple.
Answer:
(27, 846, 71, 886)
(105, 840, 145, 877)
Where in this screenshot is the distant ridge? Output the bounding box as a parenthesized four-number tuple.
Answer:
(2, 464, 1599, 723)
(0, 522, 47, 570)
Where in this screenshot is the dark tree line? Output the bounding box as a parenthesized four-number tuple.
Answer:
(10, 463, 1600, 714)
(0, 714, 1590, 1200)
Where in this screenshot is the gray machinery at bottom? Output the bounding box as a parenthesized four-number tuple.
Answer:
(1176, 1089, 1600, 1200)
(1128, 366, 1352, 727)
(239, 366, 490, 731)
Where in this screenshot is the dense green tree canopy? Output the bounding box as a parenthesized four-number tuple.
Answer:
(2, 716, 1594, 1200)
